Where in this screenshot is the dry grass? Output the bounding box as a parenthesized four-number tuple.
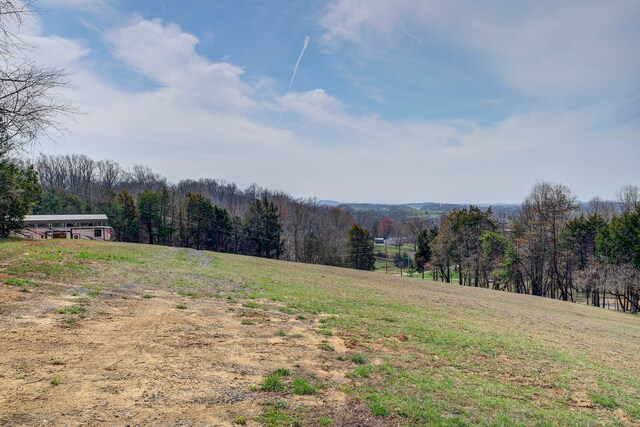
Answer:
(0, 238, 638, 426)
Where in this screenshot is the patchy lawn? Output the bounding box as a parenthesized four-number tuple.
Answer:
(0, 238, 638, 426)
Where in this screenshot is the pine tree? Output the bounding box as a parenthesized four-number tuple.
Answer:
(243, 197, 284, 259)
(347, 223, 375, 271)
(111, 190, 139, 242)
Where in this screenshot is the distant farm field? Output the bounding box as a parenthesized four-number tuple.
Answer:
(0, 239, 639, 426)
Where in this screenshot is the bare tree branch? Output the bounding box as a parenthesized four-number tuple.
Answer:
(0, 1, 72, 158)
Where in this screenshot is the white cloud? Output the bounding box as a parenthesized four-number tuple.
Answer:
(24, 11, 640, 204)
(38, 0, 112, 14)
(320, 0, 640, 98)
(105, 17, 256, 110)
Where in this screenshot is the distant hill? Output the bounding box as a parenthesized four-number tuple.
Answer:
(318, 200, 520, 217)
(317, 199, 342, 207)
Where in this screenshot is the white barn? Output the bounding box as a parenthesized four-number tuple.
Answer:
(19, 214, 116, 241)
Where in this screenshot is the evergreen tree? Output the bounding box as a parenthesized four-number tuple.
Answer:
(138, 190, 161, 244)
(158, 186, 175, 246)
(111, 190, 139, 242)
(0, 160, 41, 237)
(182, 193, 210, 250)
(181, 192, 232, 252)
(242, 197, 284, 259)
(34, 188, 88, 214)
(347, 223, 375, 271)
(414, 228, 433, 278)
(211, 204, 232, 252)
(597, 209, 640, 269)
(301, 231, 323, 264)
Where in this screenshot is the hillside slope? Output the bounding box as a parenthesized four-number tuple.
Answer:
(0, 239, 639, 426)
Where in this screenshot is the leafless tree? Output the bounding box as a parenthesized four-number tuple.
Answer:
(517, 182, 577, 300)
(405, 216, 428, 250)
(587, 196, 616, 219)
(0, 1, 71, 157)
(615, 184, 639, 214)
(96, 160, 124, 195)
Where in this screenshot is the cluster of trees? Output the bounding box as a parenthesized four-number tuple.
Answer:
(422, 183, 640, 313)
(26, 154, 373, 267)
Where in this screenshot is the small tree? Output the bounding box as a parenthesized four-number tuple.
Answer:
(414, 228, 433, 279)
(347, 223, 375, 271)
(0, 160, 40, 237)
(393, 251, 411, 276)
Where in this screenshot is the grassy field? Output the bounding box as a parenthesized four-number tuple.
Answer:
(1, 239, 639, 426)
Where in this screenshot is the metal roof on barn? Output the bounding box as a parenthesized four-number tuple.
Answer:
(24, 214, 108, 222)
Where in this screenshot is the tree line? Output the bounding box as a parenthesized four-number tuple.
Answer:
(420, 182, 640, 313)
(1, 152, 638, 312)
(3, 153, 374, 269)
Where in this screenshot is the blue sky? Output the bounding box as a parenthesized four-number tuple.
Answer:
(25, 0, 640, 203)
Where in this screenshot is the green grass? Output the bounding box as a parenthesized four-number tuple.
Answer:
(142, 293, 155, 299)
(258, 407, 302, 427)
(75, 250, 140, 263)
(2, 239, 638, 427)
(279, 306, 297, 314)
(261, 373, 285, 392)
(175, 303, 187, 310)
(349, 365, 374, 378)
(177, 290, 200, 298)
(349, 354, 367, 364)
(273, 368, 290, 376)
(589, 391, 618, 409)
(318, 343, 335, 352)
(261, 400, 289, 409)
(274, 330, 287, 337)
(50, 377, 63, 386)
(3, 278, 29, 286)
(292, 378, 317, 395)
(233, 415, 247, 425)
(242, 301, 264, 309)
(58, 306, 85, 315)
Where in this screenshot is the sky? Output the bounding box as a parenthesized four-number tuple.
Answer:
(22, 0, 640, 203)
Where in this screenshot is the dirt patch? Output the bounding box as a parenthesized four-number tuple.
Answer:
(0, 286, 360, 426)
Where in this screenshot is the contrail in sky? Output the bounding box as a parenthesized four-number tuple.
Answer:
(277, 35, 310, 127)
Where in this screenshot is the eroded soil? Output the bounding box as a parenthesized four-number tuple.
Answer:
(0, 255, 384, 426)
